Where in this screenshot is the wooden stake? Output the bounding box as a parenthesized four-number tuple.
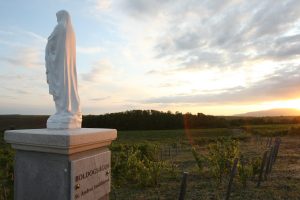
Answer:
(257, 150, 268, 187)
(264, 147, 273, 180)
(178, 172, 189, 200)
(268, 146, 275, 173)
(225, 158, 239, 200)
(273, 138, 281, 163)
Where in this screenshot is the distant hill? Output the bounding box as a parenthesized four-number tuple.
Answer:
(236, 108, 300, 117)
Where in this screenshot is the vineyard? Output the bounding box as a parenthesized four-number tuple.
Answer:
(1, 124, 300, 199)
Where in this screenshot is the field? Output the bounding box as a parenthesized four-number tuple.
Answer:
(111, 125, 300, 200)
(1, 124, 300, 199)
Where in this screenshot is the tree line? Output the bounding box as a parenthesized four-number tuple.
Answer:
(82, 110, 300, 131)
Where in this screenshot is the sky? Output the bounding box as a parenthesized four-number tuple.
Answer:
(1, 0, 300, 116)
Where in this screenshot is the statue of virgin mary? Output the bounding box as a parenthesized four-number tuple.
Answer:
(45, 10, 82, 129)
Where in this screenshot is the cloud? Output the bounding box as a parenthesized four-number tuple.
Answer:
(143, 65, 300, 105)
(0, 30, 14, 35)
(77, 46, 103, 54)
(0, 74, 23, 80)
(1, 47, 43, 68)
(0, 95, 16, 99)
(89, 96, 111, 101)
(95, 0, 111, 10)
(20, 30, 46, 43)
(157, 82, 187, 88)
(136, 0, 300, 71)
(145, 69, 175, 76)
(0, 28, 46, 68)
(4, 88, 30, 95)
(81, 59, 113, 82)
(257, 34, 300, 61)
(119, 0, 171, 18)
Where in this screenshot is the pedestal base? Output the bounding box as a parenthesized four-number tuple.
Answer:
(5, 128, 117, 200)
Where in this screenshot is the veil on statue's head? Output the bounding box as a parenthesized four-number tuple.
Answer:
(56, 10, 72, 27)
(55, 9, 76, 54)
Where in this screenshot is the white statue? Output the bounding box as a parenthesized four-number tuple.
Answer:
(45, 10, 82, 129)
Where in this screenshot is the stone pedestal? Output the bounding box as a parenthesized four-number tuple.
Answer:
(4, 128, 117, 200)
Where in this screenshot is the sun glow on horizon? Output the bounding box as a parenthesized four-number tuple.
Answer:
(159, 98, 300, 116)
(261, 99, 300, 111)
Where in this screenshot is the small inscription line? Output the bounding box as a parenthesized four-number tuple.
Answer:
(75, 164, 109, 182)
(75, 179, 109, 199)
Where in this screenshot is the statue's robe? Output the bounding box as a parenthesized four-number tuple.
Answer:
(45, 11, 81, 128)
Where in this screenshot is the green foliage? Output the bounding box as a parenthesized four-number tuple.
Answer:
(82, 110, 229, 130)
(0, 132, 14, 200)
(288, 127, 300, 135)
(242, 124, 300, 137)
(207, 138, 240, 182)
(191, 147, 205, 173)
(111, 143, 168, 187)
(250, 156, 262, 179)
(237, 155, 253, 188)
(250, 129, 288, 137)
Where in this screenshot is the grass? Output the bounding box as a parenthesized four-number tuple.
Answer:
(242, 124, 300, 136)
(117, 128, 248, 144)
(116, 129, 184, 144)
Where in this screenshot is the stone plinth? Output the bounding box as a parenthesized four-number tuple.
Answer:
(4, 128, 117, 200)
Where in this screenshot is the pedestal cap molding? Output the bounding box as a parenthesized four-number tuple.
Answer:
(4, 128, 117, 154)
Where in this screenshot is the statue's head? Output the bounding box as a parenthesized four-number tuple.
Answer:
(56, 10, 70, 25)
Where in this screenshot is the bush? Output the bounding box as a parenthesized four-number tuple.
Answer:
(111, 143, 168, 187)
(237, 155, 253, 188)
(0, 132, 14, 200)
(191, 147, 205, 173)
(207, 138, 240, 182)
(250, 156, 262, 179)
